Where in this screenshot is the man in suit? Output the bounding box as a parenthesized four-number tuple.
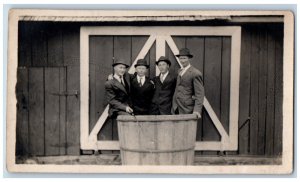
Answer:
(130, 59, 155, 115)
(105, 59, 133, 118)
(172, 48, 205, 118)
(150, 56, 177, 115)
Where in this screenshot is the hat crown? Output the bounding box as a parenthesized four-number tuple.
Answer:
(135, 59, 149, 67)
(156, 56, 171, 66)
(112, 58, 129, 68)
(179, 48, 191, 55)
(176, 48, 193, 58)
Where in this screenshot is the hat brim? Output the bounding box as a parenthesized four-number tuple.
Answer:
(175, 54, 193, 58)
(112, 63, 129, 68)
(156, 60, 171, 66)
(134, 64, 149, 68)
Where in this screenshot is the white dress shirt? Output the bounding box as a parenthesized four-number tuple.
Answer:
(160, 71, 169, 83)
(180, 64, 191, 77)
(136, 75, 146, 86)
(114, 74, 125, 85)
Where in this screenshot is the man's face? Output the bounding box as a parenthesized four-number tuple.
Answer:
(114, 64, 127, 76)
(179, 56, 190, 68)
(135, 66, 147, 77)
(157, 61, 170, 74)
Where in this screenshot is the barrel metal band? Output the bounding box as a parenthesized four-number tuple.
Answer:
(120, 146, 195, 153)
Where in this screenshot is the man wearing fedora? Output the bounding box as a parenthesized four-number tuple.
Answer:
(150, 56, 177, 115)
(172, 48, 205, 118)
(130, 59, 155, 115)
(105, 59, 133, 118)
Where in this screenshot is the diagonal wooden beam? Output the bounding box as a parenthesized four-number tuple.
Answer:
(166, 35, 229, 140)
(89, 35, 156, 141)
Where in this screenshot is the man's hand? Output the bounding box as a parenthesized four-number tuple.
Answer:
(107, 74, 113, 81)
(193, 111, 201, 118)
(126, 106, 133, 114)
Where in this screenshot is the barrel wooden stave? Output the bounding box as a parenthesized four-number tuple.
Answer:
(117, 115, 198, 165)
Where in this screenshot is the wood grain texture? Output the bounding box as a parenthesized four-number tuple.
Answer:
(45, 68, 60, 155)
(273, 26, 283, 156)
(249, 27, 260, 155)
(202, 37, 222, 143)
(238, 27, 251, 155)
(18, 22, 32, 67)
(257, 26, 268, 155)
(16, 68, 29, 156)
(28, 68, 45, 156)
(265, 27, 276, 156)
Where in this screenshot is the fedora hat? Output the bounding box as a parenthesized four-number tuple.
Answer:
(176, 48, 193, 58)
(134, 59, 149, 68)
(112, 58, 129, 68)
(156, 56, 171, 66)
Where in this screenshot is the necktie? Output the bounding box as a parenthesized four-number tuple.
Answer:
(160, 74, 164, 83)
(139, 77, 143, 87)
(119, 76, 125, 86)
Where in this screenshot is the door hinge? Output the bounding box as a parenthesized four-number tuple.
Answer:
(49, 90, 79, 98)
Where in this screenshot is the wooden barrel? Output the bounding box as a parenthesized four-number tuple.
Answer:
(117, 114, 198, 165)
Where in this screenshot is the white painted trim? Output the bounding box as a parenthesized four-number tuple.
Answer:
(80, 26, 241, 151)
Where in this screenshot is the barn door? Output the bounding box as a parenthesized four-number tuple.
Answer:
(80, 26, 241, 151)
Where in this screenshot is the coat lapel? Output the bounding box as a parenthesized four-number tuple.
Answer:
(162, 73, 172, 85)
(113, 78, 128, 94)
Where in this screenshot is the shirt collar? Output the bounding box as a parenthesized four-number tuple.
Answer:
(182, 64, 191, 71)
(161, 71, 169, 78)
(114, 74, 122, 81)
(137, 75, 145, 80)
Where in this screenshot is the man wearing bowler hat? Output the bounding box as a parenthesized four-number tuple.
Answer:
(172, 48, 205, 118)
(130, 59, 155, 115)
(105, 59, 133, 118)
(150, 56, 177, 115)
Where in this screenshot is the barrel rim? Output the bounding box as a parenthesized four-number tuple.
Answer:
(117, 114, 198, 121)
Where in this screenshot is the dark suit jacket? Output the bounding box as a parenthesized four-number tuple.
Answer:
(105, 74, 131, 117)
(172, 65, 205, 115)
(130, 75, 155, 115)
(150, 73, 177, 115)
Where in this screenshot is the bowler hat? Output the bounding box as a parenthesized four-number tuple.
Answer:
(112, 58, 129, 68)
(176, 48, 193, 58)
(156, 56, 171, 66)
(134, 59, 149, 68)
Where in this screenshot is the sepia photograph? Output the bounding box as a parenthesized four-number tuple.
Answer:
(6, 9, 294, 174)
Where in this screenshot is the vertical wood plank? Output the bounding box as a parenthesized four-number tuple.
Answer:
(273, 26, 284, 156)
(31, 23, 48, 67)
(257, 27, 268, 155)
(66, 66, 80, 155)
(47, 24, 63, 66)
(238, 27, 252, 155)
(265, 27, 276, 156)
(203, 37, 222, 154)
(45, 68, 60, 155)
(18, 22, 32, 67)
(28, 68, 45, 156)
(16, 68, 29, 156)
(89, 36, 114, 144)
(186, 37, 205, 143)
(149, 42, 156, 78)
(249, 27, 260, 155)
(63, 26, 80, 155)
(220, 37, 231, 135)
(114, 36, 132, 66)
(59, 67, 67, 155)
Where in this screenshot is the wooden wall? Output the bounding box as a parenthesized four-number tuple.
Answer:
(16, 22, 283, 157)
